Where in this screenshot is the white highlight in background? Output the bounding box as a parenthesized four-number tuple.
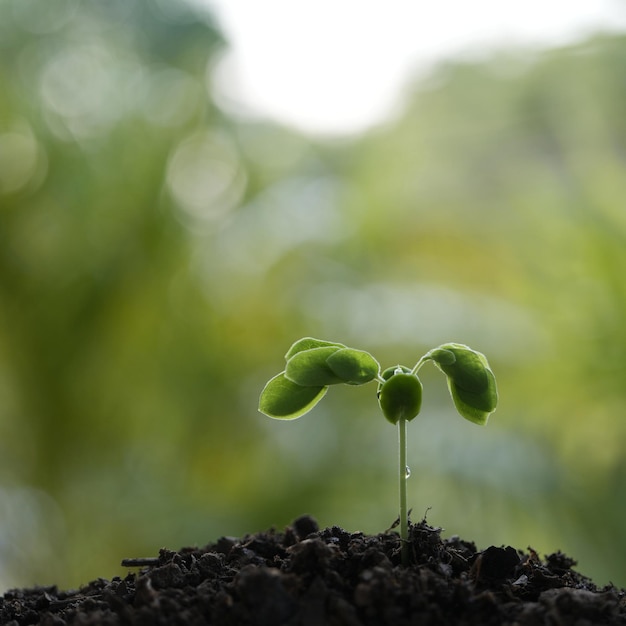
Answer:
(206, 0, 626, 136)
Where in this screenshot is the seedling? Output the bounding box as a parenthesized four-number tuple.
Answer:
(258, 337, 498, 565)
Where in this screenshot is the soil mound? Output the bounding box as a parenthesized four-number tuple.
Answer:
(1, 516, 624, 625)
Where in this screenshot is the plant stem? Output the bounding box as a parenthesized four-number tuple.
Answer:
(398, 416, 409, 565)
(410, 354, 430, 375)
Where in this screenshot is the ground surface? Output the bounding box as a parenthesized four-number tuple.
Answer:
(1, 515, 624, 625)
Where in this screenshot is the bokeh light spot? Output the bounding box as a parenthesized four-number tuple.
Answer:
(0, 130, 45, 195)
(39, 43, 134, 140)
(166, 130, 246, 223)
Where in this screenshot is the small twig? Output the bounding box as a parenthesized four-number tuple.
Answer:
(121, 557, 160, 567)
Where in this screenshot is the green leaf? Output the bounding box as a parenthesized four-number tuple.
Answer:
(258, 372, 328, 419)
(378, 370, 423, 425)
(447, 370, 497, 425)
(433, 343, 489, 393)
(377, 365, 411, 397)
(431, 343, 498, 425)
(284, 337, 346, 361)
(326, 347, 380, 385)
(285, 346, 345, 386)
(428, 348, 456, 366)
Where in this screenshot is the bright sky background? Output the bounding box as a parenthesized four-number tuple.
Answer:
(206, 0, 626, 136)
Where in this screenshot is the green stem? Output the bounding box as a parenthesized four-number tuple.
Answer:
(410, 354, 431, 375)
(398, 416, 409, 565)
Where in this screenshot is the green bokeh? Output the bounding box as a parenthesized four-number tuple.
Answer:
(1, 0, 625, 591)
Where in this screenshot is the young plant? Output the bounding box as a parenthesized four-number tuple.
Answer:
(258, 337, 498, 565)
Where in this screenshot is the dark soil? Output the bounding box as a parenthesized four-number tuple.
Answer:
(1, 515, 624, 625)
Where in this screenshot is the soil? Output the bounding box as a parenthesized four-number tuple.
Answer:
(1, 515, 624, 625)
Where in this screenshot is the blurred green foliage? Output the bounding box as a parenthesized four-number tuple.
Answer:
(1, 0, 625, 591)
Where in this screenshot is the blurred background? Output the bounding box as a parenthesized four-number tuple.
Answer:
(1, 0, 626, 591)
